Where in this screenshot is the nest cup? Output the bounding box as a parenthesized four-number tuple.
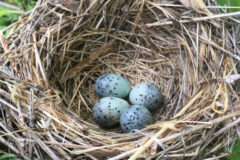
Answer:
(0, 0, 240, 159)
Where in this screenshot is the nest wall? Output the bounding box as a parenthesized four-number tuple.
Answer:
(0, 0, 240, 159)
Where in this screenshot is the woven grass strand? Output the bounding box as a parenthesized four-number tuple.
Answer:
(0, 0, 240, 159)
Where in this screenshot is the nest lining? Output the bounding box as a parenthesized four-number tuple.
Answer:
(0, 0, 240, 159)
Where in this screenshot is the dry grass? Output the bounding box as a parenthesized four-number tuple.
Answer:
(0, 0, 240, 159)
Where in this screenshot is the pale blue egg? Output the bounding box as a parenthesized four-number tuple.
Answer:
(93, 97, 129, 127)
(120, 105, 152, 133)
(129, 83, 162, 111)
(94, 73, 131, 98)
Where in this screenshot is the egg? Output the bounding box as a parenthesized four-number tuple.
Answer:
(129, 83, 162, 111)
(120, 105, 152, 133)
(92, 97, 130, 127)
(94, 73, 131, 98)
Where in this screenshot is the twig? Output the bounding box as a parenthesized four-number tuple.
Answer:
(30, 133, 61, 160)
(129, 127, 168, 160)
(174, 91, 203, 118)
(214, 117, 240, 137)
(108, 148, 139, 160)
(146, 11, 240, 27)
(0, 31, 8, 52)
(29, 89, 34, 128)
(160, 111, 240, 144)
(189, 31, 240, 61)
(32, 33, 48, 82)
(0, 132, 29, 159)
(151, 3, 240, 9)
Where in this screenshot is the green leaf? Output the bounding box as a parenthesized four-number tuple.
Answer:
(0, 7, 20, 32)
(1, 0, 37, 11)
(217, 0, 240, 12)
(0, 154, 16, 160)
(0, 16, 11, 26)
(224, 139, 240, 160)
(0, 8, 20, 18)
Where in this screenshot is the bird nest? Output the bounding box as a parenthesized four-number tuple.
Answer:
(0, 0, 240, 159)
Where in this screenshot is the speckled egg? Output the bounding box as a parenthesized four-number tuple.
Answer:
(94, 73, 131, 98)
(129, 83, 162, 111)
(120, 105, 152, 133)
(93, 97, 130, 127)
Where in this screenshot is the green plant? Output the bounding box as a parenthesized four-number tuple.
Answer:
(0, 6, 20, 26)
(224, 139, 240, 160)
(0, 0, 37, 33)
(0, 6, 20, 36)
(2, 0, 37, 11)
(0, 153, 17, 160)
(217, 0, 240, 12)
